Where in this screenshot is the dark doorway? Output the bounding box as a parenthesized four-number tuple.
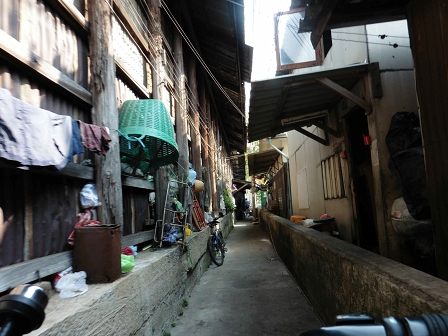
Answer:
(345, 107, 379, 252)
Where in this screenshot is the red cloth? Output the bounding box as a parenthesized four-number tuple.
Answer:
(78, 120, 112, 155)
(121, 246, 134, 256)
(68, 209, 101, 245)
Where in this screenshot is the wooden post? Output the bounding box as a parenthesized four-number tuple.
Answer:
(148, 0, 169, 223)
(210, 120, 218, 210)
(88, 0, 123, 225)
(187, 55, 203, 207)
(407, 0, 448, 280)
(149, 0, 162, 100)
(199, 76, 212, 212)
(173, 7, 189, 227)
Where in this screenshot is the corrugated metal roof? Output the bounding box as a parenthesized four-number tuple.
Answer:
(247, 148, 283, 176)
(292, 0, 409, 48)
(229, 154, 246, 181)
(181, 0, 252, 155)
(248, 63, 370, 142)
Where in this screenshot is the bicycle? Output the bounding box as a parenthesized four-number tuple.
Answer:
(207, 218, 226, 266)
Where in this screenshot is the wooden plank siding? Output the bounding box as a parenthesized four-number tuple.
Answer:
(0, 0, 243, 295)
(0, 0, 157, 290)
(0, 229, 154, 293)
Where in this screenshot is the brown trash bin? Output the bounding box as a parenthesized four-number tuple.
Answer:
(73, 225, 121, 283)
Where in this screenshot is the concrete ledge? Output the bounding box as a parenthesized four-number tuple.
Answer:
(259, 210, 448, 325)
(30, 213, 234, 336)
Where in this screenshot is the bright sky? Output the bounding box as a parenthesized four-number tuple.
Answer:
(244, 0, 290, 81)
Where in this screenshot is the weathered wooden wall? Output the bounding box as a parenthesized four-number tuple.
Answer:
(0, 0, 237, 293)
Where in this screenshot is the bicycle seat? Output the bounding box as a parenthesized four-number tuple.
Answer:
(207, 218, 219, 226)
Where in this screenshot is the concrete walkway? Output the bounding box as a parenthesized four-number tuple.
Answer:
(169, 217, 323, 336)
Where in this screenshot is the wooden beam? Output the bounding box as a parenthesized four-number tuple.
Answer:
(0, 230, 155, 293)
(0, 162, 94, 180)
(309, 0, 339, 48)
(89, 0, 124, 226)
(1, 161, 154, 190)
(121, 176, 155, 190)
(57, 164, 94, 180)
(294, 126, 329, 146)
(369, 62, 383, 98)
(45, 0, 89, 38)
(173, 11, 189, 183)
(0, 29, 92, 107)
(316, 77, 372, 113)
(115, 59, 150, 99)
(113, 0, 149, 52)
(0, 251, 72, 293)
(269, 83, 291, 135)
(313, 120, 340, 138)
(121, 230, 155, 248)
(232, 183, 250, 194)
(230, 2, 243, 109)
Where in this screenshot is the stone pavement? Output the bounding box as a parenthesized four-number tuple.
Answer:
(169, 217, 323, 336)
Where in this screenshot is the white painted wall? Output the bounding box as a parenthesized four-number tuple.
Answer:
(286, 20, 416, 245)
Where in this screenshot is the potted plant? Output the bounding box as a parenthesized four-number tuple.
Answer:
(222, 189, 234, 213)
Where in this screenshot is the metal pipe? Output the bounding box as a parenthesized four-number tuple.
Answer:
(268, 138, 293, 218)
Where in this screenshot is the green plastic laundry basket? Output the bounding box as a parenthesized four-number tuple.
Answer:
(119, 99, 179, 175)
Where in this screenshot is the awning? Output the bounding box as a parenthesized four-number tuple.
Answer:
(232, 179, 252, 194)
(248, 63, 375, 144)
(294, 0, 409, 48)
(247, 148, 283, 176)
(229, 154, 246, 181)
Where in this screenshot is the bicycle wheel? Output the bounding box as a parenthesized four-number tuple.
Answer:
(207, 235, 224, 266)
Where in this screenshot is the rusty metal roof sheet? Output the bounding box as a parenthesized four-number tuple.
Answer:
(291, 0, 409, 48)
(248, 63, 370, 143)
(179, 0, 252, 155)
(247, 148, 283, 176)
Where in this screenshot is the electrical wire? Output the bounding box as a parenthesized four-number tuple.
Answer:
(112, 0, 210, 126)
(160, 0, 245, 119)
(108, 5, 226, 174)
(121, 0, 242, 156)
(334, 31, 410, 39)
(285, 23, 315, 59)
(106, 0, 222, 154)
(331, 38, 410, 48)
(104, 0, 248, 178)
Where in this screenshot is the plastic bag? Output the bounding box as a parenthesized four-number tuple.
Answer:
(55, 271, 88, 298)
(121, 254, 135, 274)
(188, 167, 197, 184)
(80, 183, 102, 209)
(204, 212, 214, 224)
(301, 219, 315, 228)
(386, 112, 430, 220)
(385, 112, 422, 156)
(388, 148, 430, 220)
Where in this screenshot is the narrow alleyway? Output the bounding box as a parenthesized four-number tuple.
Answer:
(169, 217, 323, 336)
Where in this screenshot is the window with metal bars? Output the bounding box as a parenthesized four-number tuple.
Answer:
(321, 154, 345, 199)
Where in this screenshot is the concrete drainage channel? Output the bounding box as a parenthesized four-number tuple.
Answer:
(29, 214, 234, 336)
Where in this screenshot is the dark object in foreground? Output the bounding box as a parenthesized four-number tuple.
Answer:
(0, 285, 48, 335)
(300, 313, 448, 335)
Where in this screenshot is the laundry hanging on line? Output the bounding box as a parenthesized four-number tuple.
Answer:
(0, 88, 111, 170)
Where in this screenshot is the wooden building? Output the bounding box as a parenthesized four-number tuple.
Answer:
(0, 0, 252, 292)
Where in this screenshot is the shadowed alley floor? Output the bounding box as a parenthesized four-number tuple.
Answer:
(169, 217, 323, 336)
